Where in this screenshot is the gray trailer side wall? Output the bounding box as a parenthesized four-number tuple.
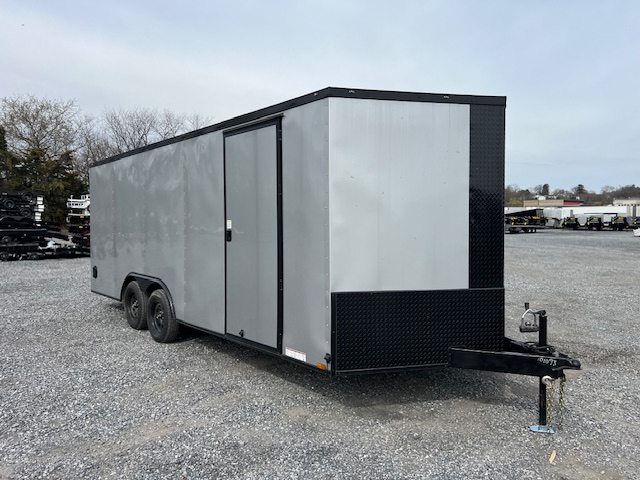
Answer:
(90, 132, 226, 334)
(281, 99, 331, 368)
(90, 165, 115, 296)
(328, 98, 471, 292)
(91, 101, 333, 361)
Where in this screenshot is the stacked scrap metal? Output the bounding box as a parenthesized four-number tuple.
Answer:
(66, 195, 90, 253)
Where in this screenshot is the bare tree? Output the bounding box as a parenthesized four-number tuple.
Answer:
(74, 115, 117, 183)
(185, 112, 214, 131)
(98, 107, 215, 156)
(156, 109, 187, 139)
(0, 95, 79, 160)
(2, 95, 215, 184)
(101, 107, 213, 149)
(102, 107, 160, 153)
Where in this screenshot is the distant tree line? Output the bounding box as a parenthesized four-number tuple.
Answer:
(0, 95, 212, 223)
(505, 183, 640, 207)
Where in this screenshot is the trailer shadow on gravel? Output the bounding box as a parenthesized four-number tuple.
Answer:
(107, 301, 123, 311)
(98, 289, 569, 430)
(99, 284, 575, 433)
(176, 324, 538, 413)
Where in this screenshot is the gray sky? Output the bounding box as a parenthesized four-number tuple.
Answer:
(1, 0, 638, 193)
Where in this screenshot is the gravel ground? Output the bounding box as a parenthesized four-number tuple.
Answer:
(1, 229, 639, 479)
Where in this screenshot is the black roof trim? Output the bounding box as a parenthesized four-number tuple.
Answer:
(91, 87, 506, 167)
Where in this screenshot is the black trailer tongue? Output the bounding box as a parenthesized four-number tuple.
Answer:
(450, 303, 581, 433)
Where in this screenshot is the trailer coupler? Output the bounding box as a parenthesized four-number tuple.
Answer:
(449, 305, 581, 433)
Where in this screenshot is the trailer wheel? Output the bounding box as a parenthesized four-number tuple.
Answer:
(1, 236, 11, 244)
(147, 289, 179, 343)
(21, 192, 33, 203)
(123, 281, 147, 330)
(3, 198, 16, 209)
(0, 252, 10, 261)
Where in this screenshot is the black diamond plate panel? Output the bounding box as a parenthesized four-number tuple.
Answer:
(469, 104, 505, 289)
(333, 289, 504, 372)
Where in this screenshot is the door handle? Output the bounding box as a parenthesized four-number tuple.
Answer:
(226, 219, 232, 242)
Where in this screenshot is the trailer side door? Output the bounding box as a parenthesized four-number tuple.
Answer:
(224, 119, 282, 351)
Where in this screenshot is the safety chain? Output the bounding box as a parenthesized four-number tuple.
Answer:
(547, 378, 556, 427)
(557, 376, 566, 428)
(546, 376, 567, 429)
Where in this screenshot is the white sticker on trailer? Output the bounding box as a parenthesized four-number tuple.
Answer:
(285, 347, 307, 362)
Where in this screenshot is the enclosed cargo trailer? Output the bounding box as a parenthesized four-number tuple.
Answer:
(91, 87, 505, 373)
(91, 88, 578, 387)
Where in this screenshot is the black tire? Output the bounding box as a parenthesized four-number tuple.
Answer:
(3, 198, 16, 209)
(1, 236, 11, 244)
(19, 208, 32, 218)
(0, 252, 10, 261)
(123, 281, 147, 330)
(21, 192, 33, 203)
(147, 289, 179, 343)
